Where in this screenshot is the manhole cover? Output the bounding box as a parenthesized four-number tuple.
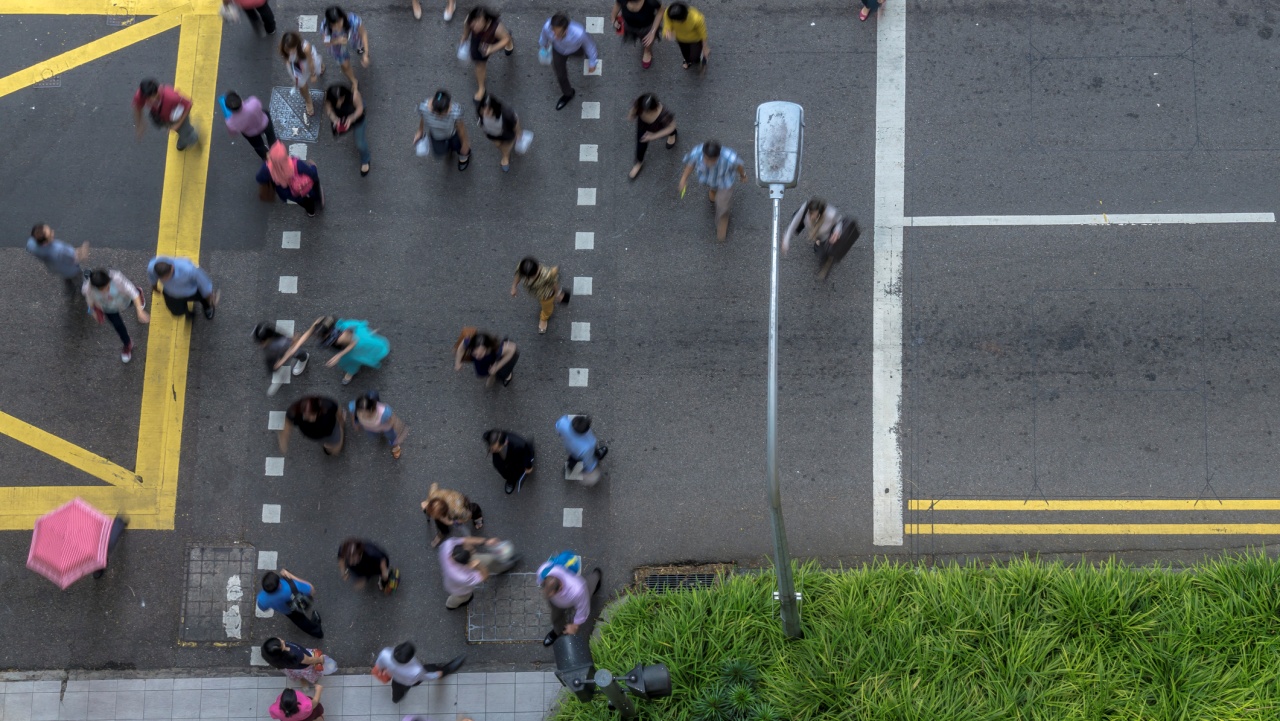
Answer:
(643, 573, 720, 594)
(467, 572, 555, 643)
(269, 87, 324, 143)
(179, 544, 257, 644)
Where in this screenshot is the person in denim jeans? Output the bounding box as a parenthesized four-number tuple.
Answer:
(83, 269, 150, 364)
(324, 84, 370, 176)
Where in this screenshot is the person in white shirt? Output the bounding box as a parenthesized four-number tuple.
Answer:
(373, 642, 465, 702)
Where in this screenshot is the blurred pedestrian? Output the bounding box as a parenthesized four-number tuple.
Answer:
(538, 555, 602, 646)
(221, 0, 276, 35)
(421, 482, 484, 547)
(349, 390, 407, 459)
(147, 256, 219, 320)
(484, 429, 535, 494)
(323, 83, 370, 176)
(26, 222, 87, 297)
(82, 268, 149, 364)
(555, 415, 608, 485)
(307, 315, 390, 385)
(268, 687, 324, 721)
(257, 569, 324, 638)
(260, 637, 332, 690)
(612, 0, 663, 69)
(222, 91, 277, 160)
(132, 79, 198, 150)
(90, 514, 128, 579)
(538, 13, 598, 110)
(414, 90, 471, 171)
(627, 92, 676, 179)
(372, 642, 465, 703)
(280, 32, 324, 118)
(782, 197, 860, 280)
(859, 0, 884, 22)
(258, 141, 324, 216)
(337, 538, 398, 594)
(510, 256, 569, 333)
(321, 6, 369, 89)
(255, 322, 309, 396)
(679, 140, 747, 241)
(454, 330, 519, 387)
(663, 2, 708, 69)
(461, 8, 513, 101)
(475, 94, 522, 172)
(279, 396, 346, 456)
(439, 536, 514, 609)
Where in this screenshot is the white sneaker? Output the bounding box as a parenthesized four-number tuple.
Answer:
(443, 7, 453, 20)
(121, 343, 133, 364)
(292, 355, 309, 376)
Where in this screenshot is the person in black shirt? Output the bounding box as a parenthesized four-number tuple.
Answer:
(612, 0, 664, 68)
(323, 83, 370, 176)
(280, 396, 346, 455)
(337, 538, 398, 593)
(484, 429, 535, 494)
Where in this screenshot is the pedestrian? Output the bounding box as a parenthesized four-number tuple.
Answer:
(132, 78, 198, 150)
(483, 429, 535, 494)
(663, 2, 708, 69)
(627, 92, 677, 179)
(255, 322, 309, 396)
(612, 0, 663, 69)
(439, 536, 514, 609)
(782, 197, 860, 280)
(323, 83, 370, 176)
(538, 553, 602, 646)
(410, 0, 454, 21)
(321, 6, 369, 89)
(460, 7, 513, 101)
(555, 415, 608, 486)
(221, 0, 276, 35)
(421, 482, 484, 547)
(475, 94, 522, 172)
(258, 141, 324, 216)
(372, 642, 465, 703)
(679, 140, 747, 241)
(26, 223, 87, 297)
(268, 687, 324, 721)
(348, 390, 408, 459)
(280, 32, 324, 118)
(310, 315, 390, 384)
(414, 90, 471, 171)
(256, 568, 324, 638)
(454, 329, 519, 387)
(147, 256, 219, 320)
(859, 0, 884, 22)
(538, 13, 599, 110)
(260, 637, 333, 690)
(509, 256, 570, 333)
(221, 91, 277, 160)
(337, 538, 399, 594)
(82, 268, 150, 364)
(279, 396, 346, 456)
(90, 514, 128, 579)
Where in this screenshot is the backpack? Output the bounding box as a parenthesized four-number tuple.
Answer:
(538, 550, 582, 582)
(286, 579, 314, 614)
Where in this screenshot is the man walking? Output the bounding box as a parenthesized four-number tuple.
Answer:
(414, 90, 471, 171)
(538, 13, 599, 110)
(222, 91, 277, 159)
(256, 568, 324, 638)
(372, 641, 465, 702)
(538, 554, 602, 646)
(555, 415, 608, 485)
(439, 536, 514, 609)
(26, 223, 87, 297)
(147, 256, 219, 320)
(679, 140, 747, 241)
(279, 396, 345, 456)
(133, 79, 198, 150)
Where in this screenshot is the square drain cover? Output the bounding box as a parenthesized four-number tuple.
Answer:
(179, 545, 257, 644)
(467, 572, 554, 643)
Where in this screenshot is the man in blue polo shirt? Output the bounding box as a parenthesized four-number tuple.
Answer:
(147, 255, 220, 320)
(555, 414, 608, 486)
(256, 568, 324, 638)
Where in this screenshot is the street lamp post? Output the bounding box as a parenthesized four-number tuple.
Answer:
(754, 101, 805, 640)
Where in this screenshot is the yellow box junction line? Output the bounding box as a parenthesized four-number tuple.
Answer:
(907, 498, 1280, 535)
(910, 499, 1280, 512)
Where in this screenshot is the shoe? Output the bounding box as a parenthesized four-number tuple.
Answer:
(596, 445, 608, 461)
(412, 0, 421, 19)
(504, 479, 515, 494)
(360, 162, 370, 176)
(555, 90, 576, 111)
(501, 163, 510, 173)
(504, 44, 514, 56)
(859, 6, 870, 20)
(543, 630, 560, 647)
(439, 655, 466, 676)
(642, 57, 652, 69)
(443, 6, 454, 21)
(121, 343, 133, 364)
(204, 305, 215, 320)
(502, 375, 511, 387)
(341, 373, 354, 385)
(629, 162, 643, 179)
(560, 288, 571, 305)
(92, 569, 105, 579)
(458, 155, 470, 171)
(292, 354, 308, 376)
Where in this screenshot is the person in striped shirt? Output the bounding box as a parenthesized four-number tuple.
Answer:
(679, 140, 747, 241)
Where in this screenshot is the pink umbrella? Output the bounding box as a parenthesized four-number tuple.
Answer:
(27, 498, 112, 589)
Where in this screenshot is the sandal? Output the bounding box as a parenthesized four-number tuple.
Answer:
(474, 517, 484, 530)
(341, 373, 354, 385)
(629, 162, 643, 179)
(431, 534, 443, 548)
(391, 445, 402, 459)
(538, 320, 548, 334)
(859, 7, 870, 20)
(458, 154, 470, 171)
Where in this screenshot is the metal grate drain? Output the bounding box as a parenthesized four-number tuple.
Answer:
(643, 573, 719, 594)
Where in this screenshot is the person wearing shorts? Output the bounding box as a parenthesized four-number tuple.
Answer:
(414, 90, 471, 171)
(679, 140, 747, 242)
(321, 6, 369, 88)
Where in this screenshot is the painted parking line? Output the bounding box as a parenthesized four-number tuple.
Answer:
(583, 59, 602, 76)
(262, 504, 281, 523)
(575, 232, 595, 249)
(909, 523, 1280, 535)
(297, 14, 317, 32)
(267, 411, 286, 430)
(569, 368, 589, 387)
(584, 16, 604, 33)
(579, 144, 599, 162)
(581, 102, 601, 120)
(288, 143, 307, 160)
(279, 276, 298, 293)
(257, 550, 278, 570)
(275, 319, 295, 336)
(563, 508, 583, 527)
(577, 188, 597, 205)
(907, 213, 1276, 227)
(571, 322, 591, 341)
(573, 276, 592, 295)
(281, 231, 300, 249)
(264, 457, 284, 476)
(911, 499, 1280, 511)
(250, 647, 268, 666)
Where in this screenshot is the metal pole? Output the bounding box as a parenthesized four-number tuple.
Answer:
(594, 669, 637, 719)
(768, 188, 803, 639)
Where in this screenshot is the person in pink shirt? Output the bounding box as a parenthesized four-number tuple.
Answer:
(222, 91, 277, 160)
(538, 562, 602, 646)
(222, 0, 276, 36)
(268, 687, 324, 721)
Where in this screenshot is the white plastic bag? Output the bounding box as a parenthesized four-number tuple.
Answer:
(457, 41, 470, 62)
(218, 2, 241, 22)
(538, 46, 552, 65)
(514, 130, 533, 154)
(414, 138, 430, 157)
(321, 656, 338, 676)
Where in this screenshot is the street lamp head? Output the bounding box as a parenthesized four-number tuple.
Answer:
(754, 101, 804, 190)
(623, 663, 672, 700)
(552, 633, 596, 702)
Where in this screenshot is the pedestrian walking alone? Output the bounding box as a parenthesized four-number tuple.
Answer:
(255, 322, 309, 396)
(484, 429, 535, 494)
(782, 197, 859, 280)
(439, 536, 514, 609)
(679, 140, 747, 241)
(222, 91, 277, 160)
(90, 514, 129, 579)
(555, 414, 608, 486)
(612, 0, 663, 69)
(26, 223, 87, 297)
(538, 554, 602, 646)
(337, 538, 399, 594)
(323, 83, 370, 176)
(280, 32, 324, 118)
(859, 0, 884, 22)
(269, 687, 324, 721)
(258, 141, 324, 216)
(539, 13, 599, 110)
(221, 0, 276, 36)
(454, 329, 519, 386)
(133, 79, 198, 150)
(460, 8, 514, 101)
(147, 256, 219, 320)
(372, 642, 465, 703)
(260, 638, 334, 690)
(476, 94, 523, 172)
(279, 396, 346, 456)
(348, 390, 408, 459)
(257, 568, 324, 638)
(415, 90, 471, 171)
(663, 2, 708, 69)
(83, 269, 149, 364)
(510, 256, 570, 333)
(627, 92, 676, 179)
(421, 482, 484, 547)
(321, 6, 369, 89)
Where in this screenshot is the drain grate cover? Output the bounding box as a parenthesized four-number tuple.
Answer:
(269, 87, 324, 143)
(467, 572, 555, 643)
(179, 544, 257, 644)
(643, 573, 719, 593)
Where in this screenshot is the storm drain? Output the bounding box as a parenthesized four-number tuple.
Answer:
(270, 87, 324, 143)
(467, 572, 556, 644)
(643, 573, 720, 594)
(179, 544, 256, 644)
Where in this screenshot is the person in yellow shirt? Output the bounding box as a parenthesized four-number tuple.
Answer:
(663, 2, 709, 70)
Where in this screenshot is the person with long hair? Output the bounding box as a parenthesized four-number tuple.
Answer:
(476, 94, 522, 172)
(421, 482, 484, 547)
(321, 6, 369, 88)
(260, 637, 331, 689)
(269, 686, 325, 721)
(460, 7, 513, 101)
(323, 83, 370, 175)
(279, 32, 323, 117)
(611, 0, 663, 68)
(627, 92, 676, 179)
(257, 141, 323, 216)
(348, 390, 408, 459)
(454, 330, 519, 386)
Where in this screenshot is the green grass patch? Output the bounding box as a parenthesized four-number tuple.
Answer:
(549, 553, 1280, 721)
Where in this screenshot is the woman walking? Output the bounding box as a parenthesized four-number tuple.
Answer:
(484, 429, 535, 494)
(782, 197, 859, 280)
(323, 84, 370, 176)
(82, 268, 150, 364)
(612, 0, 663, 68)
(476, 94, 522, 172)
(510, 256, 570, 333)
(627, 92, 676, 179)
(280, 32, 324, 117)
(348, 390, 407, 459)
(257, 141, 323, 216)
(460, 7, 513, 101)
(421, 482, 484, 546)
(260, 638, 333, 691)
(663, 2, 708, 69)
(307, 316, 389, 384)
(454, 329, 519, 386)
(268, 687, 325, 721)
(321, 6, 369, 89)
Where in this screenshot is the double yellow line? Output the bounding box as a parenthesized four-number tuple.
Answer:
(906, 499, 1280, 535)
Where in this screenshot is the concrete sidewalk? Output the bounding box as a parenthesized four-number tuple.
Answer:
(0, 671, 564, 721)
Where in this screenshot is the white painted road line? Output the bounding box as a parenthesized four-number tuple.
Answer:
(281, 231, 301, 249)
(288, 143, 307, 160)
(257, 551, 278, 570)
(563, 508, 584, 527)
(573, 276, 593, 295)
(565, 461, 584, 481)
(265, 457, 285, 476)
(579, 144, 599, 162)
(271, 366, 292, 387)
(224, 575, 243, 639)
(577, 188, 597, 205)
(279, 276, 298, 293)
(571, 322, 591, 341)
(569, 368, 589, 387)
(583, 59, 602, 76)
(907, 212, 1277, 226)
(576, 231, 595, 249)
(276, 319, 295, 336)
(254, 606, 274, 619)
(262, 504, 281, 523)
(268, 411, 286, 430)
(584, 16, 604, 33)
(297, 14, 317, 32)
(581, 102, 601, 120)
(872, 0, 906, 547)
(250, 648, 268, 667)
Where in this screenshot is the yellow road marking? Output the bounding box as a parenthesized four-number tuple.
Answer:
(907, 523, 1280, 535)
(0, 0, 192, 14)
(910, 499, 1280, 511)
(0, 411, 141, 487)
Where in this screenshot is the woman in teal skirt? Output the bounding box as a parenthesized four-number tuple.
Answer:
(299, 315, 390, 384)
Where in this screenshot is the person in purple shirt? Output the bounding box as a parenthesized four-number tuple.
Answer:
(538, 562, 602, 646)
(222, 91, 277, 159)
(256, 568, 324, 638)
(438, 536, 514, 609)
(539, 13, 599, 110)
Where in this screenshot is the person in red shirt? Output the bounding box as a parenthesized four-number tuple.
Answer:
(132, 79, 198, 150)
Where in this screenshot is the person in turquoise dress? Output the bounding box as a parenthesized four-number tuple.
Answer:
(298, 315, 390, 384)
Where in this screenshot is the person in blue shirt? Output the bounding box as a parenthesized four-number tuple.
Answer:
(555, 414, 608, 486)
(539, 13, 599, 110)
(256, 568, 324, 638)
(26, 223, 88, 297)
(147, 256, 220, 320)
